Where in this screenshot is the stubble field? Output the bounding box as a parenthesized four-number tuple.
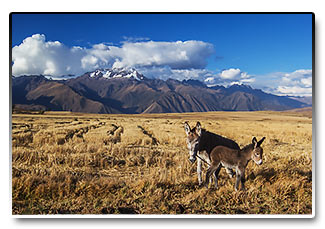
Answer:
(11, 110, 312, 215)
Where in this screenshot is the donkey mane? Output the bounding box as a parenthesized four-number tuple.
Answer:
(240, 143, 254, 152)
(198, 128, 240, 154)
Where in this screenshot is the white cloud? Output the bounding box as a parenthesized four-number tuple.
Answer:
(284, 69, 312, 79)
(12, 34, 214, 77)
(230, 81, 242, 86)
(218, 68, 254, 83)
(137, 66, 213, 82)
(276, 86, 312, 96)
(256, 69, 313, 97)
(240, 78, 255, 84)
(170, 69, 213, 81)
(279, 69, 312, 87)
(203, 68, 255, 86)
(110, 40, 214, 69)
(12, 34, 83, 75)
(204, 77, 216, 84)
(301, 77, 312, 87)
(276, 69, 312, 96)
(12, 34, 88, 76)
(220, 68, 241, 79)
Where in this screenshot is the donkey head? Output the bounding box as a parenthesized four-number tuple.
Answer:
(251, 137, 266, 165)
(184, 121, 202, 163)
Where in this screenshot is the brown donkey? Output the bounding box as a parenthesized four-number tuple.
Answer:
(205, 137, 265, 191)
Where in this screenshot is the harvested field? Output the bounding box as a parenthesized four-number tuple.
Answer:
(11, 110, 312, 215)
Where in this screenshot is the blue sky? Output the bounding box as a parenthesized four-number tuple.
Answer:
(11, 13, 313, 96)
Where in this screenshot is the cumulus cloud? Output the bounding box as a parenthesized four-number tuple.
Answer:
(275, 69, 312, 96)
(12, 34, 87, 76)
(301, 77, 312, 87)
(219, 68, 241, 79)
(12, 34, 214, 77)
(280, 69, 312, 87)
(256, 69, 313, 97)
(110, 40, 214, 69)
(277, 86, 312, 96)
(284, 69, 312, 79)
(203, 68, 255, 86)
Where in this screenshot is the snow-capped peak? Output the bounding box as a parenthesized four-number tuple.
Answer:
(89, 68, 145, 81)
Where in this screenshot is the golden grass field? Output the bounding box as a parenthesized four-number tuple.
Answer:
(11, 110, 312, 215)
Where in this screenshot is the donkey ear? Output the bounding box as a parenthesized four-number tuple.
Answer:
(258, 137, 266, 146)
(252, 137, 257, 147)
(184, 122, 191, 136)
(196, 122, 202, 136)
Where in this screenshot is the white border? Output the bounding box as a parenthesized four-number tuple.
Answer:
(2, 0, 323, 227)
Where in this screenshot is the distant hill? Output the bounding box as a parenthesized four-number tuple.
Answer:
(12, 68, 310, 114)
(284, 107, 312, 118)
(288, 96, 312, 105)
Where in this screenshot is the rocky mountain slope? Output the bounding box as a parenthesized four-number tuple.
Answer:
(12, 68, 310, 114)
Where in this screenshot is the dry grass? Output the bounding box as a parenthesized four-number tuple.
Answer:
(11, 111, 312, 215)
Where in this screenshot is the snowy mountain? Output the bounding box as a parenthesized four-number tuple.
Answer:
(88, 68, 145, 81)
(12, 68, 310, 114)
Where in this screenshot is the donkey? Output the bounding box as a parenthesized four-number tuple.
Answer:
(205, 137, 265, 191)
(184, 121, 240, 186)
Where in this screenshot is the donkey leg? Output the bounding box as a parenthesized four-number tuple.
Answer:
(225, 168, 234, 178)
(240, 167, 246, 191)
(209, 168, 214, 185)
(235, 167, 246, 191)
(209, 165, 215, 185)
(235, 168, 241, 191)
(205, 166, 215, 188)
(197, 159, 203, 186)
(206, 158, 214, 185)
(213, 164, 222, 189)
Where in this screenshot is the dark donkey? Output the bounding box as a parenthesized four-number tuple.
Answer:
(205, 137, 265, 191)
(184, 122, 240, 187)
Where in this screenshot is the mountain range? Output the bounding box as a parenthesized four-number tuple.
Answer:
(12, 68, 311, 114)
